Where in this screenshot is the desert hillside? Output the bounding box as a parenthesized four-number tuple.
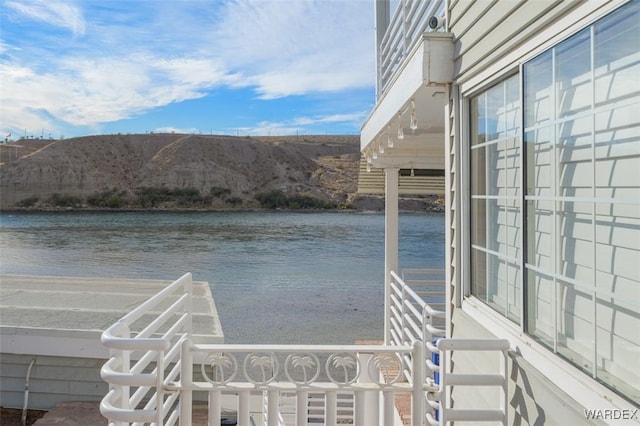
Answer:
(0, 133, 364, 210)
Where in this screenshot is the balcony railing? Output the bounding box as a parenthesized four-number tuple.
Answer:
(378, 0, 446, 95)
(100, 272, 509, 425)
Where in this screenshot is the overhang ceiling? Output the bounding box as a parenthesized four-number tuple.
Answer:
(360, 33, 453, 170)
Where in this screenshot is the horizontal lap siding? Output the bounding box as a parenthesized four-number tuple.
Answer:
(357, 159, 446, 195)
(450, 0, 578, 82)
(0, 354, 106, 410)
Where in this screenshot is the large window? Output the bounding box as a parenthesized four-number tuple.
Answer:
(470, 74, 521, 323)
(524, 3, 640, 403)
(469, 2, 640, 403)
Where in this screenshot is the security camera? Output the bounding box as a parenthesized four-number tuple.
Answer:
(429, 16, 445, 30)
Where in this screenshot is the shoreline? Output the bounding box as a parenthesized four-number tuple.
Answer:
(0, 206, 444, 214)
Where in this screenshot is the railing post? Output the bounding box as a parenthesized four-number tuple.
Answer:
(184, 273, 193, 337)
(155, 349, 165, 425)
(209, 390, 221, 426)
(112, 322, 131, 414)
(412, 340, 425, 426)
(265, 390, 278, 426)
(180, 338, 193, 426)
(383, 389, 395, 426)
(326, 391, 338, 426)
(238, 390, 251, 426)
(296, 390, 308, 426)
(354, 390, 366, 426)
(357, 353, 379, 425)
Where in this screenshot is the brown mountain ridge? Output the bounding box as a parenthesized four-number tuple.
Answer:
(0, 133, 364, 210)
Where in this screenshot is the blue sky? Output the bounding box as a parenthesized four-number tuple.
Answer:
(1, 0, 375, 139)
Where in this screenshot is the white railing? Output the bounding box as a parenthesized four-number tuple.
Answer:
(431, 339, 510, 426)
(390, 269, 446, 424)
(100, 272, 193, 425)
(378, 0, 446, 95)
(174, 342, 421, 426)
(100, 272, 510, 425)
(390, 269, 446, 348)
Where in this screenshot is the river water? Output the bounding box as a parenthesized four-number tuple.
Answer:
(0, 211, 444, 344)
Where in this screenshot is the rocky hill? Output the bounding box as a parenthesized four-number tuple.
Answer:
(0, 133, 365, 210)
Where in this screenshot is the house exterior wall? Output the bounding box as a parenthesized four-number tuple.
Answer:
(445, 0, 639, 422)
(0, 353, 107, 410)
(450, 310, 608, 425)
(450, 0, 579, 84)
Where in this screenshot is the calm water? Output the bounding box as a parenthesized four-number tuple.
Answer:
(0, 211, 444, 344)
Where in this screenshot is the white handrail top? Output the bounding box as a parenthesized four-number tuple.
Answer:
(176, 381, 415, 392)
(101, 325, 170, 351)
(191, 343, 413, 353)
(117, 272, 192, 326)
(437, 339, 510, 351)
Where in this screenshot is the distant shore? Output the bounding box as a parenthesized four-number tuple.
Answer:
(0, 205, 444, 214)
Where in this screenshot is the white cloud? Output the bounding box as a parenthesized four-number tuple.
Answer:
(214, 0, 374, 98)
(237, 111, 368, 136)
(0, 1, 374, 136)
(5, 0, 86, 36)
(153, 126, 199, 135)
(1, 53, 235, 134)
(292, 112, 368, 126)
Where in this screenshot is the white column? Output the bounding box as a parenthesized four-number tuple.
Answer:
(384, 168, 399, 345)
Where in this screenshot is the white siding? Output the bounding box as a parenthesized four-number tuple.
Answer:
(0, 354, 106, 410)
(448, 0, 639, 414)
(450, 0, 578, 82)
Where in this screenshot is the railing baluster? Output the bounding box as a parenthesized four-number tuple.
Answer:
(296, 390, 308, 426)
(383, 389, 395, 426)
(412, 340, 424, 426)
(155, 349, 165, 425)
(238, 390, 252, 426)
(179, 338, 193, 426)
(326, 391, 337, 426)
(265, 390, 278, 426)
(209, 390, 221, 426)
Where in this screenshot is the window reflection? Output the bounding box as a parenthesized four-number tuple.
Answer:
(523, 1, 640, 404)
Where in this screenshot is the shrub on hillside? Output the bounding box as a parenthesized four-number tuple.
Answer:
(255, 190, 289, 209)
(86, 190, 128, 208)
(225, 196, 243, 206)
(47, 193, 83, 207)
(134, 187, 212, 208)
(210, 187, 232, 198)
(15, 197, 39, 208)
(255, 190, 336, 209)
(287, 193, 337, 209)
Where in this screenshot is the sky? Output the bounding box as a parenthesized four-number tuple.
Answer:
(0, 0, 376, 139)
